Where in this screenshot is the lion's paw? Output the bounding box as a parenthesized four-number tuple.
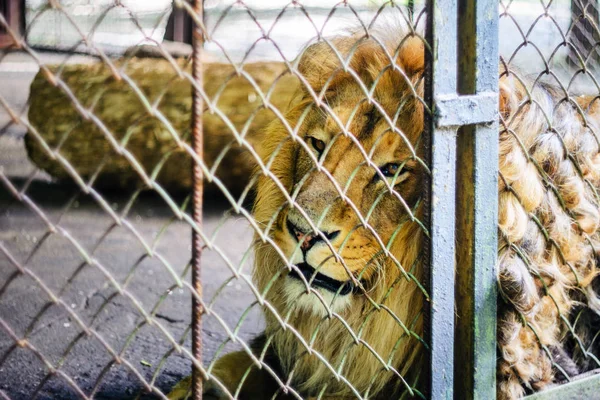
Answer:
(166, 375, 192, 400)
(203, 379, 229, 400)
(167, 376, 228, 400)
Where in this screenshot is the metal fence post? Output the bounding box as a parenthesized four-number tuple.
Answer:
(426, 1, 499, 399)
(164, 2, 193, 44)
(569, 0, 600, 71)
(425, 2, 459, 399)
(0, 0, 24, 48)
(455, 0, 499, 399)
(191, 0, 204, 399)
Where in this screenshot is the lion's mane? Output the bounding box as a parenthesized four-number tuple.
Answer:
(252, 34, 428, 398)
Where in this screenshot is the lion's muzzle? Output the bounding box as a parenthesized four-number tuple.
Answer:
(286, 219, 340, 251)
(289, 262, 358, 295)
(285, 217, 365, 295)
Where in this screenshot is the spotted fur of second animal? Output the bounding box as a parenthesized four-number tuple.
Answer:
(168, 28, 600, 400)
(496, 65, 600, 398)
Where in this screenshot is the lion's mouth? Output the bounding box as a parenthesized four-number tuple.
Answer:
(289, 262, 358, 296)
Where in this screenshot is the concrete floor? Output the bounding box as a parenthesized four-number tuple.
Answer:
(0, 51, 262, 399)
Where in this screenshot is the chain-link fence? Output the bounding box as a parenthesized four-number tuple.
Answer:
(1, 0, 600, 399)
(0, 1, 436, 399)
(497, 1, 600, 399)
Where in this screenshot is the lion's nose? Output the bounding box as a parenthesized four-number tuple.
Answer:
(286, 219, 340, 252)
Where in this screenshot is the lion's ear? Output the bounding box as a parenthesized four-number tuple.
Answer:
(296, 40, 337, 92)
(297, 37, 374, 94)
(297, 35, 425, 96)
(395, 36, 425, 76)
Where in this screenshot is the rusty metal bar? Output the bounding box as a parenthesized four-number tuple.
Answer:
(191, 0, 204, 399)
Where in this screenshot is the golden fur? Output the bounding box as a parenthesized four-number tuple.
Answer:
(169, 31, 600, 400)
(250, 34, 428, 399)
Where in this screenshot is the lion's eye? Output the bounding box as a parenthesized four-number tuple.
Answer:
(309, 137, 326, 155)
(380, 163, 400, 177)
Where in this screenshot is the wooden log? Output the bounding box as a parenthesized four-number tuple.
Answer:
(26, 58, 298, 196)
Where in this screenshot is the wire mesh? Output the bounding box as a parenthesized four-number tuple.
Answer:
(0, 0, 432, 399)
(4, 0, 600, 399)
(0, 1, 201, 399)
(174, 1, 433, 398)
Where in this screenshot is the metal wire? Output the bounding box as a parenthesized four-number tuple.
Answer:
(2, 1, 600, 400)
(0, 1, 430, 398)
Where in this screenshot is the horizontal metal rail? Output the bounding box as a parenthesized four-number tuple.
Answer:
(525, 371, 600, 399)
(435, 92, 498, 127)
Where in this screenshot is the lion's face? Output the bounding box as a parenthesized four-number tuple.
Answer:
(272, 103, 425, 311)
(254, 36, 427, 315)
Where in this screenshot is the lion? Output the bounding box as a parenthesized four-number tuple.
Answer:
(168, 30, 600, 400)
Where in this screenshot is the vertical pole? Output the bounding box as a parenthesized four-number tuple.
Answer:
(164, 5, 193, 44)
(569, 0, 600, 71)
(455, 0, 499, 399)
(425, 1, 457, 399)
(0, 0, 24, 48)
(191, 0, 204, 399)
